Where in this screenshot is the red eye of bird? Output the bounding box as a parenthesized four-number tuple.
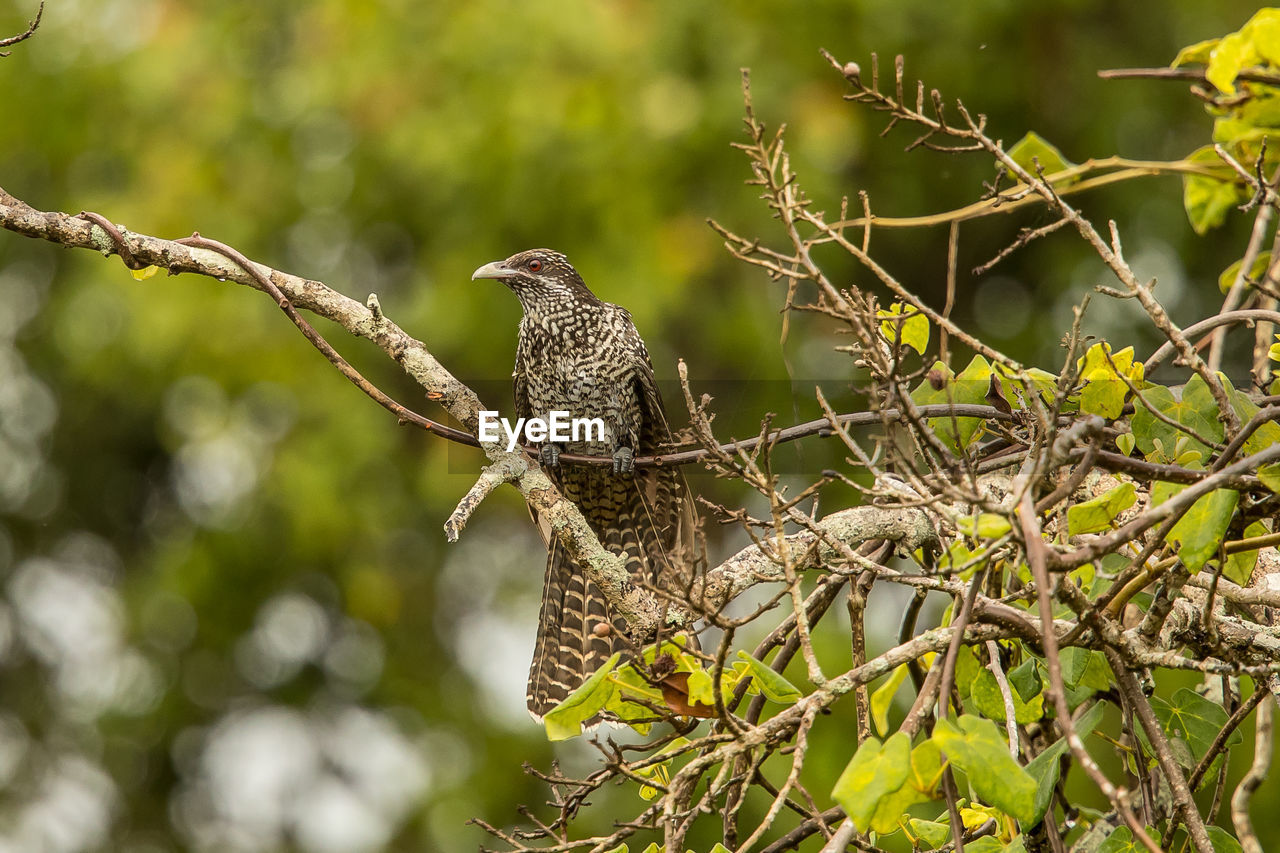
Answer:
(528, 259, 543, 272)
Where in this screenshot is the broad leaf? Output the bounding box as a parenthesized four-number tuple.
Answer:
(1259, 463, 1280, 493)
(867, 739, 945, 834)
(1076, 343, 1141, 419)
(831, 732, 912, 832)
(878, 302, 930, 356)
(932, 715, 1038, 825)
(1025, 702, 1104, 828)
(971, 667, 1044, 725)
(1008, 131, 1075, 180)
(1147, 688, 1243, 772)
(1067, 482, 1136, 535)
(1218, 251, 1272, 294)
(907, 818, 951, 849)
(544, 652, 622, 741)
(1224, 520, 1268, 585)
(735, 650, 802, 704)
(871, 663, 910, 736)
(910, 355, 992, 452)
(1164, 487, 1239, 572)
(1183, 146, 1248, 233)
(1206, 826, 1245, 853)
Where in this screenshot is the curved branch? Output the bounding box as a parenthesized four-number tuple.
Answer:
(0, 1, 41, 55)
(1144, 309, 1280, 371)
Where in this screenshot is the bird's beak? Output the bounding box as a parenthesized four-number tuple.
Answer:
(471, 260, 516, 280)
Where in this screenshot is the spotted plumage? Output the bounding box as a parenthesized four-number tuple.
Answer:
(472, 249, 698, 721)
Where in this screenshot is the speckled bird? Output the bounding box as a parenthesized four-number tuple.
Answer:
(472, 248, 698, 721)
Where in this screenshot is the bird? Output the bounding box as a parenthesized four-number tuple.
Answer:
(472, 248, 699, 722)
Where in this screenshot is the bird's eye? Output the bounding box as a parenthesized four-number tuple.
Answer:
(528, 259, 543, 272)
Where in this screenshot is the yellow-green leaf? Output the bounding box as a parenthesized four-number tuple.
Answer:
(1224, 520, 1268, 585)
(1207, 30, 1253, 95)
(831, 732, 912, 832)
(1165, 488, 1239, 572)
(1067, 482, 1137, 535)
(130, 264, 160, 280)
(735, 651, 802, 704)
(871, 664, 910, 736)
(932, 715, 1038, 825)
(958, 513, 1013, 540)
(1008, 131, 1075, 180)
(1183, 146, 1249, 234)
(910, 356, 991, 452)
(1172, 37, 1220, 68)
(971, 667, 1045, 725)
(1219, 251, 1272, 294)
(907, 819, 951, 849)
(877, 302, 930, 356)
(1077, 343, 1140, 419)
(544, 652, 622, 740)
(1259, 463, 1280, 493)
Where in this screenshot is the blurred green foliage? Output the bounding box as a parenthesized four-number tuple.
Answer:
(0, 0, 1274, 850)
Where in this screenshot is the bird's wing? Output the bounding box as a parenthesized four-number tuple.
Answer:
(631, 361, 705, 583)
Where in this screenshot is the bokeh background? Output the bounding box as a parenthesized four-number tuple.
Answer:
(0, 1, 1274, 850)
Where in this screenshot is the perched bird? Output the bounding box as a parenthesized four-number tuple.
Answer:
(472, 249, 698, 721)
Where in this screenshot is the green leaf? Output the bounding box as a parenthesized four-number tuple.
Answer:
(1098, 826, 1159, 853)
(709, 845, 732, 853)
(971, 667, 1044, 725)
(684, 667, 714, 706)
(1206, 826, 1245, 853)
(871, 664, 910, 736)
(1172, 37, 1219, 68)
(957, 513, 1013, 540)
(1206, 30, 1253, 95)
(1250, 8, 1280, 64)
(1218, 251, 1272, 294)
(1067, 482, 1137, 535)
(1007, 131, 1075, 181)
(831, 732, 912, 832)
(1130, 378, 1222, 463)
(868, 775, 931, 834)
(907, 818, 951, 849)
(1164, 488, 1239, 572)
(1115, 432, 1135, 457)
(639, 845, 660, 853)
(1260, 463, 1280, 493)
(910, 355, 992, 452)
(1077, 343, 1141, 418)
(1148, 688, 1243, 772)
(1224, 520, 1268, 585)
(878, 302, 930, 356)
(544, 652, 622, 741)
(932, 715, 1038, 825)
(735, 651, 802, 704)
(867, 738, 946, 833)
(1025, 703, 1104, 828)
(1009, 659, 1042, 702)
(1060, 648, 1113, 692)
(1183, 146, 1249, 234)
(954, 646, 980, 699)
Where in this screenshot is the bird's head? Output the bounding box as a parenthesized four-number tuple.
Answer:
(471, 249, 599, 311)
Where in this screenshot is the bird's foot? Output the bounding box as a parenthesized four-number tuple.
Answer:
(612, 446, 634, 475)
(540, 443, 561, 468)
